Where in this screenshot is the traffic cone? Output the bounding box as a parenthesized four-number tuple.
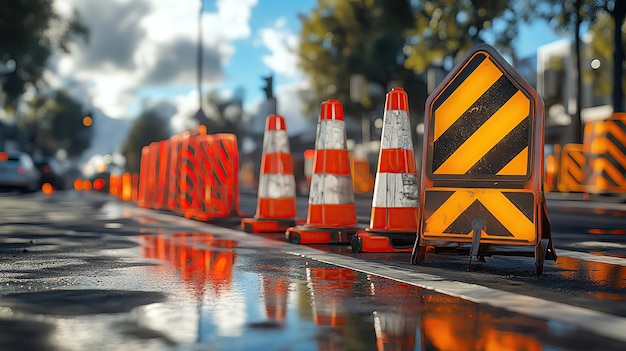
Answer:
(242, 114, 299, 233)
(286, 99, 360, 244)
(352, 87, 419, 253)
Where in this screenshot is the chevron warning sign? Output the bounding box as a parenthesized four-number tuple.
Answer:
(422, 188, 536, 243)
(414, 44, 553, 271)
(426, 46, 539, 181)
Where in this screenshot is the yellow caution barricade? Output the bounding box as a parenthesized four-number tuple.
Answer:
(556, 143, 587, 192)
(411, 44, 556, 275)
(584, 113, 626, 194)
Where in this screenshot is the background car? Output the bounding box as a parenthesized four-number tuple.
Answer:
(34, 157, 66, 190)
(0, 151, 40, 193)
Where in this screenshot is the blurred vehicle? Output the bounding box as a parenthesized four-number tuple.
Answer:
(34, 157, 65, 190)
(89, 171, 111, 193)
(0, 151, 40, 193)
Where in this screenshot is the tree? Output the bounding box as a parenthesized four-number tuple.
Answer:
(21, 90, 92, 158)
(297, 0, 421, 121)
(0, 0, 88, 109)
(121, 111, 171, 173)
(583, 11, 625, 104)
(404, 0, 523, 74)
(528, 0, 626, 141)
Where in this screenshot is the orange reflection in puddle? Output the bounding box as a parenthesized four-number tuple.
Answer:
(366, 275, 543, 351)
(140, 232, 236, 298)
(588, 228, 626, 235)
(554, 256, 626, 292)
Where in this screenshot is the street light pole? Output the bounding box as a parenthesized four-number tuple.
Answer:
(197, 0, 204, 112)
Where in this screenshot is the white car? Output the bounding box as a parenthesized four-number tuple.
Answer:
(0, 151, 40, 192)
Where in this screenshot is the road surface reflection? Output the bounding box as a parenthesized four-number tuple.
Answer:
(138, 232, 624, 350)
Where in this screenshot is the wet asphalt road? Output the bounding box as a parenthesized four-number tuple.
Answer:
(0, 190, 625, 350)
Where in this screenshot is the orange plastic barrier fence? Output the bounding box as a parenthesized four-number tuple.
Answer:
(137, 130, 243, 221)
(584, 113, 626, 194)
(557, 143, 587, 193)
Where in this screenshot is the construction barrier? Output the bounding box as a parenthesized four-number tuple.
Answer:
(543, 144, 560, 192)
(556, 143, 587, 192)
(242, 114, 300, 233)
(286, 99, 360, 244)
(352, 87, 419, 253)
(137, 146, 150, 207)
(411, 44, 556, 275)
(140, 232, 236, 299)
(584, 113, 626, 194)
(136, 129, 243, 222)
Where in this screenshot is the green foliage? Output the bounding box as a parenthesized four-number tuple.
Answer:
(0, 0, 88, 108)
(21, 90, 92, 158)
(405, 0, 521, 73)
(297, 0, 419, 119)
(121, 111, 171, 173)
(297, 0, 531, 126)
(529, 0, 607, 33)
(584, 11, 626, 99)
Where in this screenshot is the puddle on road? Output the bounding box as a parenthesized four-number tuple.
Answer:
(554, 255, 626, 299)
(134, 232, 625, 350)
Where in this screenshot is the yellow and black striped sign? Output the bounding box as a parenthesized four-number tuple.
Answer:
(422, 188, 536, 244)
(557, 143, 587, 193)
(586, 114, 626, 192)
(426, 46, 538, 181)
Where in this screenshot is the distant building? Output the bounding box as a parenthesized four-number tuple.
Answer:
(537, 37, 616, 126)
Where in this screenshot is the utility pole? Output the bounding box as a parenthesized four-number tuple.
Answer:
(194, 0, 209, 127)
(613, 1, 625, 112)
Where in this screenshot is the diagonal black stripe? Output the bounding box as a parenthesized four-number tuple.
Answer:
(432, 53, 487, 111)
(433, 75, 519, 172)
(467, 117, 529, 175)
(219, 141, 231, 161)
(601, 169, 620, 187)
(602, 152, 626, 176)
(424, 190, 455, 217)
(567, 151, 585, 169)
(501, 192, 534, 222)
(443, 200, 514, 237)
(567, 166, 584, 184)
(613, 119, 626, 131)
(606, 130, 626, 156)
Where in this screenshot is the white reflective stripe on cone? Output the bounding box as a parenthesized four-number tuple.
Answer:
(372, 172, 419, 208)
(263, 130, 290, 154)
(380, 110, 413, 150)
(315, 120, 347, 150)
(259, 174, 296, 198)
(309, 174, 355, 204)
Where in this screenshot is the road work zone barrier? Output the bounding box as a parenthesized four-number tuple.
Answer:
(411, 44, 556, 275)
(286, 99, 360, 244)
(556, 143, 587, 192)
(352, 87, 419, 253)
(584, 113, 626, 194)
(137, 130, 243, 221)
(543, 144, 560, 192)
(242, 114, 300, 233)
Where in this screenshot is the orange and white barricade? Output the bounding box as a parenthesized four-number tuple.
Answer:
(286, 99, 360, 244)
(242, 115, 300, 233)
(352, 88, 419, 253)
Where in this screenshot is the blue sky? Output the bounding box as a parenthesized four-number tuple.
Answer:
(53, 0, 568, 132)
(216, 1, 567, 109)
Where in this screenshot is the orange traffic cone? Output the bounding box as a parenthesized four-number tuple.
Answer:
(352, 87, 419, 253)
(286, 99, 360, 244)
(242, 115, 299, 233)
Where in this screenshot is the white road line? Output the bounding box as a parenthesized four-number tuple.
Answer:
(558, 248, 626, 266)
(130, 205, 626, 343)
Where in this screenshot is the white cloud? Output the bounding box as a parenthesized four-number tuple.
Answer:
(259, 18, 299, 77)
(51, 0, 258, 119)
